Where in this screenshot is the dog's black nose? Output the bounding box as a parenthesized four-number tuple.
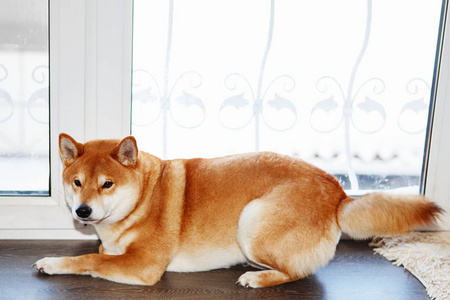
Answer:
(76, 205, 92, 218)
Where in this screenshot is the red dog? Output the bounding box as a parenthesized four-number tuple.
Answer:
(34, 133, 442, 287)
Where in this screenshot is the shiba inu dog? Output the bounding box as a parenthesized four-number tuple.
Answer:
(33, 133, 443, 288)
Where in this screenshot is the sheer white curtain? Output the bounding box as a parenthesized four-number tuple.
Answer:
(0, 0, 49, 195)
(132, 0, 442, 194)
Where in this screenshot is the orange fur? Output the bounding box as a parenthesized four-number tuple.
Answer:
(338, 193, 443, 239)
(33, 134, 443, 288)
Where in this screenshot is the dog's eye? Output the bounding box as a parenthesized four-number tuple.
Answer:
(102, 181, 113, 189)
(74, 179, 81, 187)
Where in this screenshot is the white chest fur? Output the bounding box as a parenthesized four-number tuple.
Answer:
(96, 226, 137, 255)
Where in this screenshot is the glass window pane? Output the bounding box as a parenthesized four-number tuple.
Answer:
(132, 0, 443, 195)
(0, 0, 49, 196)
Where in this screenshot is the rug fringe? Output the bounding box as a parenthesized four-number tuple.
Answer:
(370, 232, 450, 300)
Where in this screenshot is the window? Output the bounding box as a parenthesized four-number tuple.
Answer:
(132, 0, 443, 195)
(0, 0, 49, 196)
(0, 0, 447, 238)
(0, 0, 131, 239)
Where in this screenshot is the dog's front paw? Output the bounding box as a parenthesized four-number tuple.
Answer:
(33, 257, 66, 275)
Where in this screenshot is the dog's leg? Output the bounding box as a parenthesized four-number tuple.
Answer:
(236, 185, 341, 288)
(33, 250, 168, 285)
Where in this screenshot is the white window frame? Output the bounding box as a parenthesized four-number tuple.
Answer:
(0, 0, 132, 239)
(425, 1, 450, 231)
(0, 0, 447, 239)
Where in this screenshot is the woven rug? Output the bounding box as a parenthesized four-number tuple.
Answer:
(370, 232, 450, 300)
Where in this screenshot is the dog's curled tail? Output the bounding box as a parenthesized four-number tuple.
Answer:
(337, 193, 443, 239)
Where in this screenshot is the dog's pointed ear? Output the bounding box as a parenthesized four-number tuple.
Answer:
(112, 136, 138, 166)
(59, 133, 84, 167)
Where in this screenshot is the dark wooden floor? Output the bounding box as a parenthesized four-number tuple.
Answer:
(0, 240, 429, 300)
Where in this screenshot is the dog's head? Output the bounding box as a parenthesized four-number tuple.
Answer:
(59, 133, 141, 226)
